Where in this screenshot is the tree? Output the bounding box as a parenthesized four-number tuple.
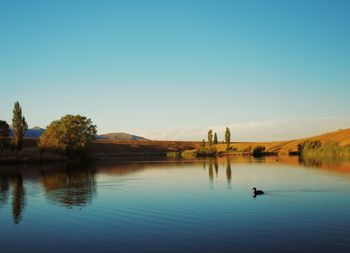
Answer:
(213, 132, 218, 145)
(208, 129, 213, 146)
(225, 127, 231, 149)
(0, 120, 10, 153)
(12, 102, 28, 151)
(39, 115, 97, 158)
(252, 146, 266, 157)
(201, 139, 205, 147)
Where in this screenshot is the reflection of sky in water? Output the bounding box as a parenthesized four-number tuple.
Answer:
(0, 157, 350, 253)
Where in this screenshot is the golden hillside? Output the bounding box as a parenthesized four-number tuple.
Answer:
(195, 128, 350, 155)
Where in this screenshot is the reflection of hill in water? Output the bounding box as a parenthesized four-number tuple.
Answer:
(40, 164, 97, 208)
(96, 156, 350, 179)
(277, 156, 350, 174)
(96, 159, 202, 176)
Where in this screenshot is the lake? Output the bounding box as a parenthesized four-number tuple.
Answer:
(1, 157, 350, 253)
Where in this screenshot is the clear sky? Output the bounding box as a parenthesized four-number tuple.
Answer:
(0, 0, 349, 141)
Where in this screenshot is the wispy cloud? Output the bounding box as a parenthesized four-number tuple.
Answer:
(135, 117, 350, 141)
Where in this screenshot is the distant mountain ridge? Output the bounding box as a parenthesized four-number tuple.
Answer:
(25, 127, 45, 138)
(9, 126, 46, 138)
(98, 132, 147, 141)
(9, 127, 147, 141)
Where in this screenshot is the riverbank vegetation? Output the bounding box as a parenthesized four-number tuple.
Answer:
(299, 140, 350, 161)
(194, 128, 231, 157)
(2, 101, 350, 162)
(0, 102, 28, 154)
(39, 115, 97, 158)
(1, 101, 98, 162)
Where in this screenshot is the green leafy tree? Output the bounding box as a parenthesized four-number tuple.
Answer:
(12, 102, 28, 151)
(0, 120, 10, 153)
(39, 115, 97, 158)
(225, 127, 231, 149)
(208, 129, 213, 146)
(213, 132, 218, 145)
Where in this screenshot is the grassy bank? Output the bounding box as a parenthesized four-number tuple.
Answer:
(0, 138, 200, 163)
(302, 144, 350, 161)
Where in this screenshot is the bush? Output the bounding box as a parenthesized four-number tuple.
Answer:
(252, 146, 266, 157)
(298, 140, 322, 154)
(301, 141, 350, 161)
(0, 120, 10, 153)
(195, 146, 217, 157)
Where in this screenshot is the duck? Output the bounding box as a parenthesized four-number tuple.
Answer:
(252, 187, 264, 195)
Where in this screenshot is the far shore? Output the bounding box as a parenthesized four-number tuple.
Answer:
(1, 127, 350, 164)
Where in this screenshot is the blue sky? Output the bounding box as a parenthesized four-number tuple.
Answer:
(0, 0, 349, 140)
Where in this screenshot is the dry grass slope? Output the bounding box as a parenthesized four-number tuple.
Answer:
(185, 128, 350, 156)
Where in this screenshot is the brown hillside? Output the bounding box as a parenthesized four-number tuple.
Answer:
(20, 128, 350, 157)
(212, 128, 350, 155)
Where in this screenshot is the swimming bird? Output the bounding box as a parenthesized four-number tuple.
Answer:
(252, 187, 264, 195)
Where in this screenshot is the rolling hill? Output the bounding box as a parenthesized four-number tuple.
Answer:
(9, 126, 45, 138)
(25, 126, 45, 138)
(98, 132, 148, 141)
(12, 127, 148, 141)
(208, 128, 350, 155)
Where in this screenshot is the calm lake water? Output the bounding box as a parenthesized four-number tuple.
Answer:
(1, 157, 350, 253)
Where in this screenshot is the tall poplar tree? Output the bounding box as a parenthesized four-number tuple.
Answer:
(12, 102, 28, 151)
(213, 132, 218, 145)
(225, 127, 231, 149)
(208, 129, 213, 146)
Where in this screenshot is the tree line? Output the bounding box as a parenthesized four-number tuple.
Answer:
(203, 127, 231, 149)
(0, 101, 97, 158)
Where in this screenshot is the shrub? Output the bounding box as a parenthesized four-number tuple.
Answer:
(0, 120, 10, 153)
(301, 141, 350, 161)
(298, 140, 322, 154)
(252, 146, 266, 157)
(195, 146, 217, 157)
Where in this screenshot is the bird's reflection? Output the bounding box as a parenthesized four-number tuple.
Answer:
(40, 163, 97, 209)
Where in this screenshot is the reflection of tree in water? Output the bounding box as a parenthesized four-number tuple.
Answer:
(0, 171, 25, 224)
(226, 158, 232, 186)
(0, 174, 10, 207)
(299, 156, 323, 168)
(12, 175, 25, 224)
(208, 160, 214, 184)
(214, 159, 218, 177)
(40, 163, 96, 208)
